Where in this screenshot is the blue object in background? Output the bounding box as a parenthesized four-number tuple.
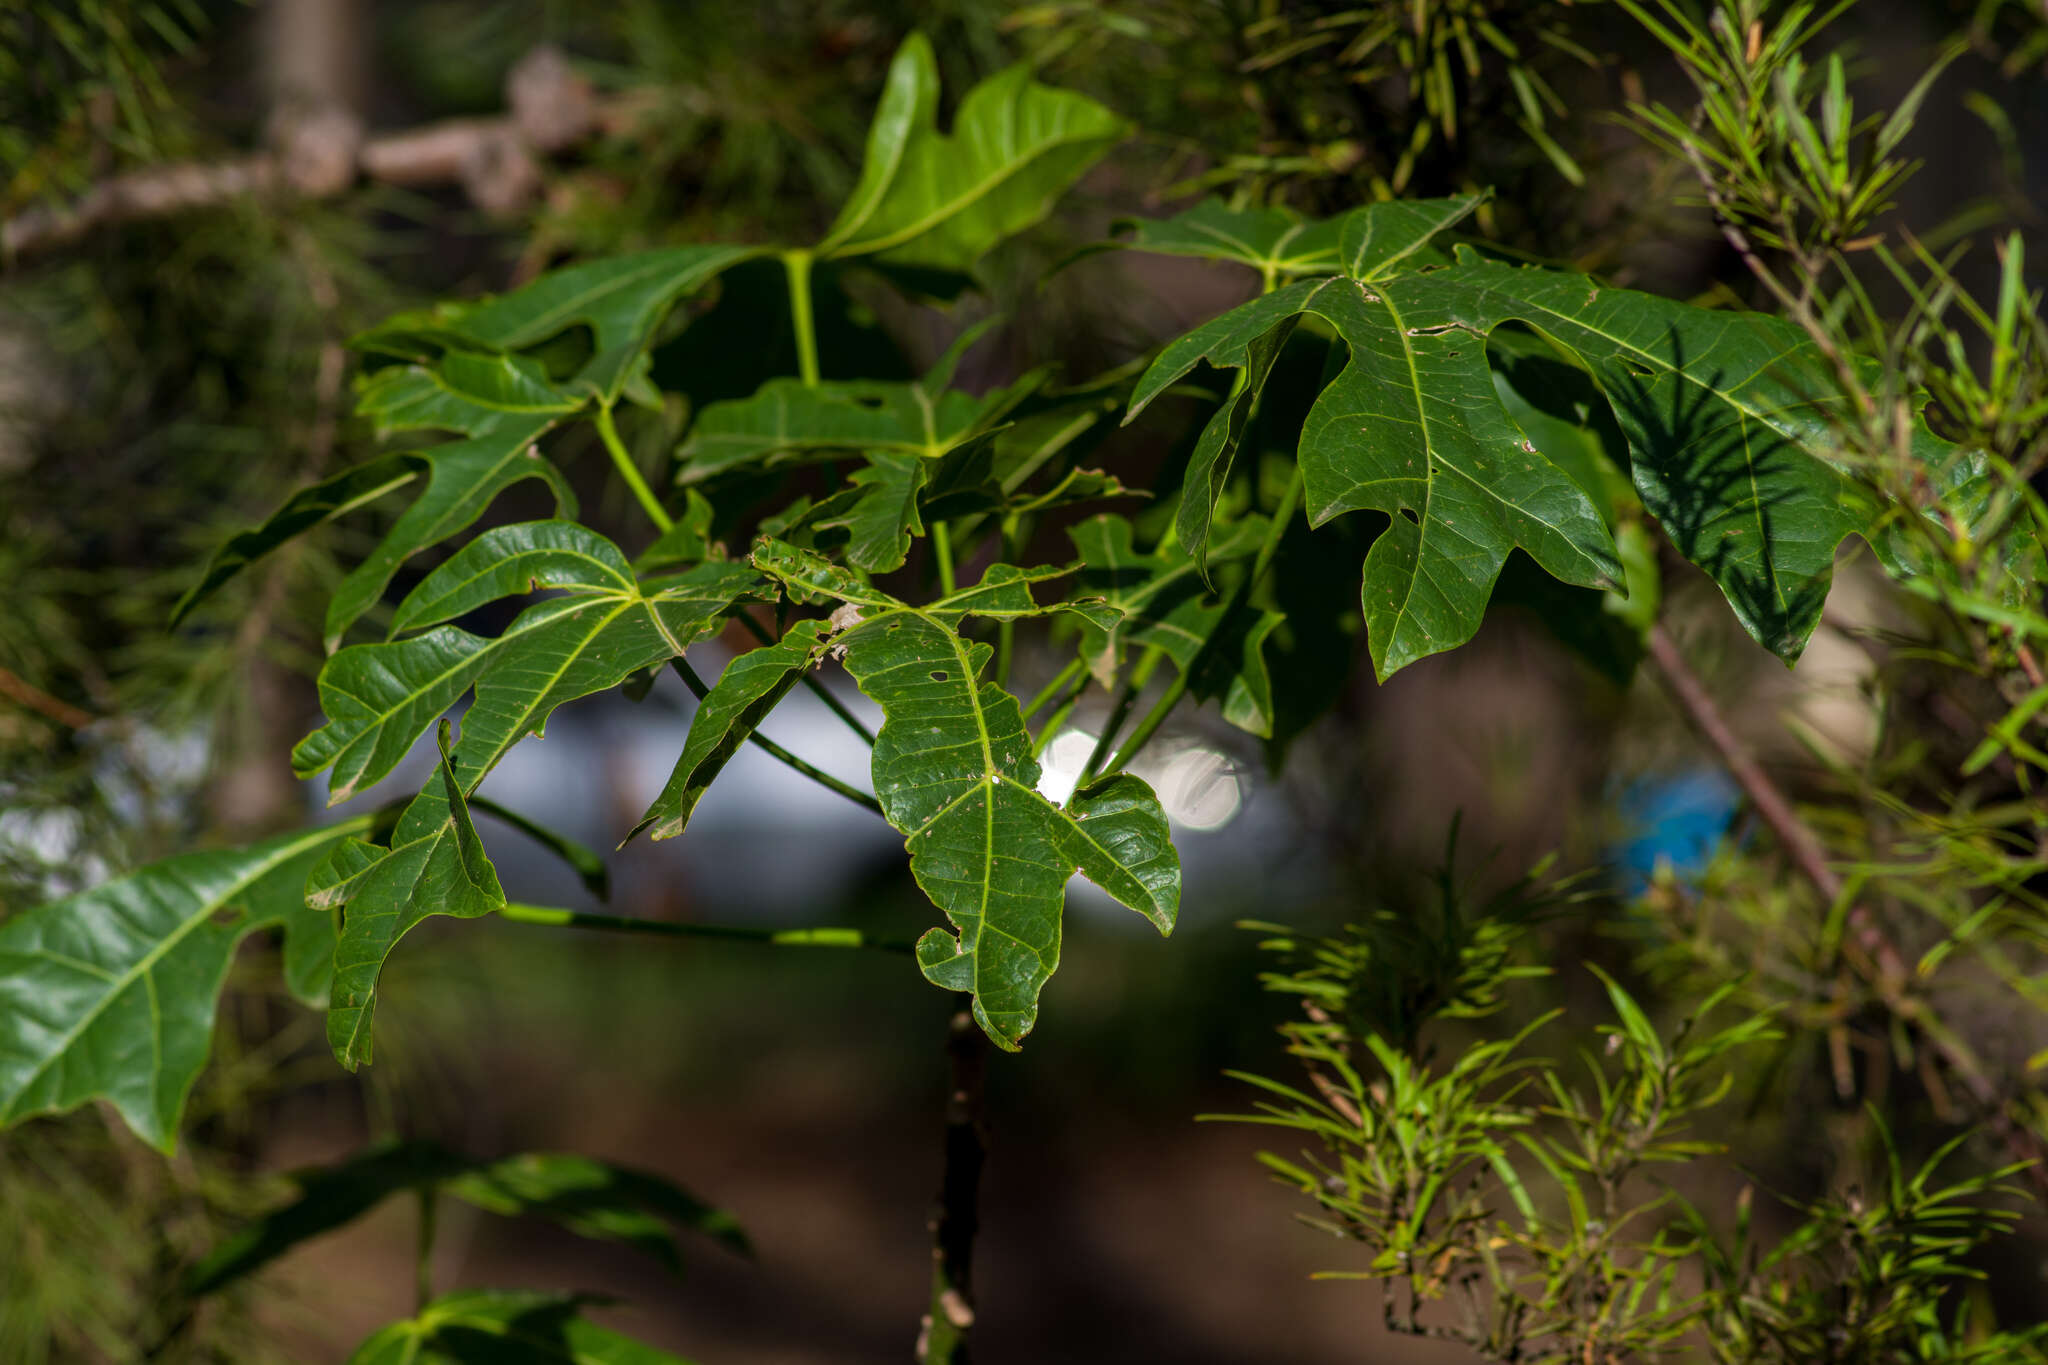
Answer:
(1609, 767, 1743, 896)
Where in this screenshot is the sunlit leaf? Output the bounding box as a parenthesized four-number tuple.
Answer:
(816, 33, 1127, 271)
(752, 539, 1176, 1048)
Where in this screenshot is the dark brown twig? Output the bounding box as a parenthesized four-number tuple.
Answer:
(0, 665, 96, 730)
(917, 1009, 987, 1364)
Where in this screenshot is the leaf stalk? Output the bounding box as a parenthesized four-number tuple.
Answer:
(496, 902, 915, 954)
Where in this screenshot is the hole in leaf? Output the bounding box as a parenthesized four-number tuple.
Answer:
(1398, 507, 1421, 525)
(930, 670, 950, 682)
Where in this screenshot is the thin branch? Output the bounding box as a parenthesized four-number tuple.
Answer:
(1644, 622, 2048, 1194)
(917, 1009, 987, 1365)
(4, 46, 613, 262)
(496, 902, 915, 954)
(669, 658, 884, 818)
(0, 665, 96, 730)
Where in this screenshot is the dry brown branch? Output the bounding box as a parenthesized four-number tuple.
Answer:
(1644, 623, 2048, 1196)
(0, 665, 96, 731)
(3, 45, 610, 262)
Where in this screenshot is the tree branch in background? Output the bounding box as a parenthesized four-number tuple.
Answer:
(917, 1009, 987, 1364)
(0, 664, 96, 731)
(1645, 622, 2048, 1196)
(3, 45, 612, 261)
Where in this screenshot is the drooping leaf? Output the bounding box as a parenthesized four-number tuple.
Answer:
(188, 1140, 746, 1296)
(348, 1291, 697, 1365)
(816, 33, 1128, 272)
(752, 540, 1177, 1048)
(1068, 513, 1281, 736)
(314, 723, 505, 1070)
(0, 820, 367, 1151)
(294, 523, 762, 803)
(630, 620, 831, 843)
(301, 531, 761, 1066)
(169, 455, 420, 626)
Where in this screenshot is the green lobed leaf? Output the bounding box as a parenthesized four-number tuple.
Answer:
(819, 452, 929, 572)
(0, 821, 366, 1151)
(816, 33, 1128, 271)
(674, 354, 1042, 486)
(629, 620, 832, 843)
(1397, 251, 1906, 660)
(1112, 199, 1349, 278)
(188, 1140, 746, 1296)
(1131, 245, 1625, 679)
(314, 723, 504, 1070)
(348, 1290, 697, 1365)
(294, 524, 761, 803)
(752, 539, 1177, 1048)
(299, 531, 762, 1066)
(356, 246, 763, 401)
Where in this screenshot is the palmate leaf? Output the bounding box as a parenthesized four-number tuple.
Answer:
(1068, 514, 1283, 738)
(294, 522, 763, 803)
(0, 820, 366, 1151)
(188, 1140, 746, 1296)
(350, 1291, 696, 1365)
(176, 248, 754, 635)
(1396, 252, 1903, 659)
(1130, 196, 1939, 672)
(753, 540, 1176, 1048)
(356, 245, 764, 402)
(816, 33, 1127, 272)
(295, 525, 763, 1067)
(675, 335, 1042, 483)
(1133, 283, 1620, 676)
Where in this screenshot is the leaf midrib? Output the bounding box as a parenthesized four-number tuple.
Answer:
(1, 821, 362, 1121)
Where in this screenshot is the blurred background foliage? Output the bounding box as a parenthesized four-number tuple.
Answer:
(2, 0, 2045, 1360)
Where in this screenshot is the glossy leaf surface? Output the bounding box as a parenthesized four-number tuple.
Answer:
(0, 821, 363, 1150)
(817, 33, 1127, 271)
(313, 726, 503, 1069)
(294, 523, 761, 803)
(754, 540, 1177, 1048)
(631, 620, 831, 843)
